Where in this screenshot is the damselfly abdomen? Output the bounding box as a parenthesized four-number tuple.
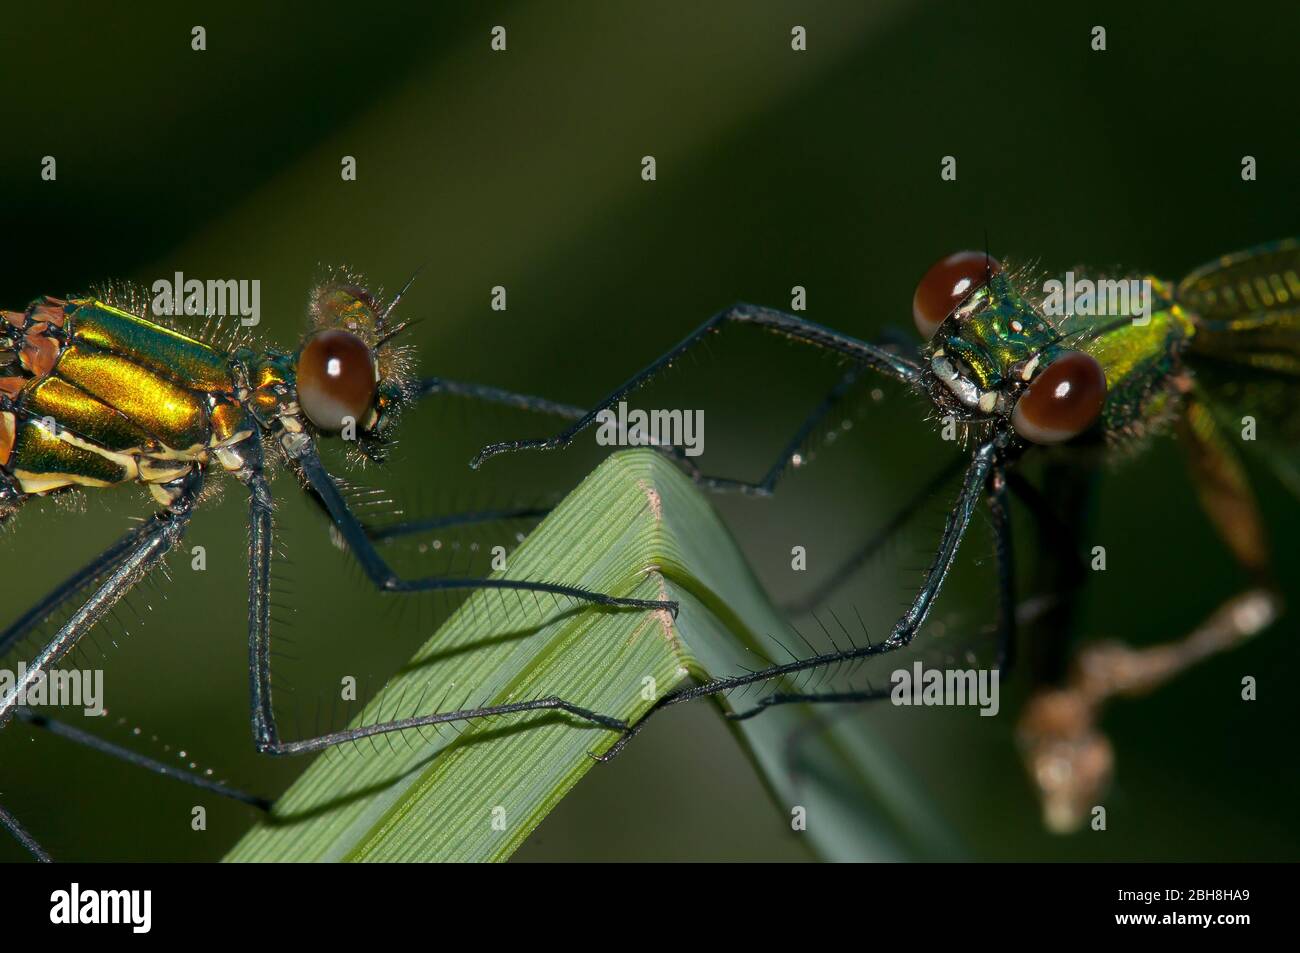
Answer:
(0, 277, 675, 860)
(471, 240, 1299, 832)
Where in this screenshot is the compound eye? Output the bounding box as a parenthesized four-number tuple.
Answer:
(297, 329, 378, 431)
(913, 251, 1003, 338)
(1011, 350, 1106, 445)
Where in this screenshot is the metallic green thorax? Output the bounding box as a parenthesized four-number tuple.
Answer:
(0, 298, 288, 505)
(1073, 278, 1194, 439)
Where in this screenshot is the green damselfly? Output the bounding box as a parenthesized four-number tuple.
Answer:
(0, 276, 676, 860)
(471, 239, 1299, 832)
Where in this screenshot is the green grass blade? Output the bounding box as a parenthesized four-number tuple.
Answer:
(226, 449, 956, 862)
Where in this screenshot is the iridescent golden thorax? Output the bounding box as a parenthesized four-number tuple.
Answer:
(2, 278, 417, 520)
(0, 297, 258, 504)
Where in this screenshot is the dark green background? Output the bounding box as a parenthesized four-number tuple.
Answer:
(2, 1, 1297, 861)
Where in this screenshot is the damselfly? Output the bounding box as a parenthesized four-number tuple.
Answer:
(472, 240, 1299, 832)
(0, 276, 677, 860)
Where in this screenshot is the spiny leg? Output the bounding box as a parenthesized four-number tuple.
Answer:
(420, 361, 892, 517)
(283, 371, 891, 745)
(300, 481, 555, 545)
(434, 361, 894, 497)
(308, 376, 581, 540)
(354, 366, 881, 560)
(594, 440, 999, 761)
(13, 708, 270, 810)
(1018, 396, 1280, 832)
(669, 364, 877, 496)
(253, 697, 629, 757)
(286, 443, 675, 614)
(0, 478, 201, 728)
(0, 516, 164, 659)
(471, 304, 923, 474)
(377, 367, 910, 571)
(420, 367, 882, 509)
(0, 477, 201, 863)
(726, 686, 893, 722)
(417, 377, 587, 419)
(0, 711, 266, 860)
(365, 504, 553, 543)
(0, 803, 50, 862)
(729, 457, 1018, 720)
(242, 443, 665, 756)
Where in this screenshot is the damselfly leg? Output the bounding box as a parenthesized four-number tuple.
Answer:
(293, 376, 584, 541)
(0, 803, 49, 863)
(0, 471, 269, 858)
(0, 473, 205, 729)
(460, 301, 1003, 753)
(12, 707, 270, 809)
(591, 439, 1003, 761)
(238, 439, 649, 757)
(2, 706, 272, 861)
(297, 453, 670, 610)
(694, 382, 1281, 833)
(424, 364, 892, 502)
(2, 272, 684, 859)
(472, 304, 924, 494)
(463, 244, 1293, 835)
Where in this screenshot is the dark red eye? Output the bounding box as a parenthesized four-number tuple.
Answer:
(297, 329, 378, 431)
(913, 251, 1003, 338)
(1011, 350, 1107, 445)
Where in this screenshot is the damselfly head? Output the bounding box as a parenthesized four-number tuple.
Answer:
(915, 252, 1107, 444)
(290, 276, 417, 456)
